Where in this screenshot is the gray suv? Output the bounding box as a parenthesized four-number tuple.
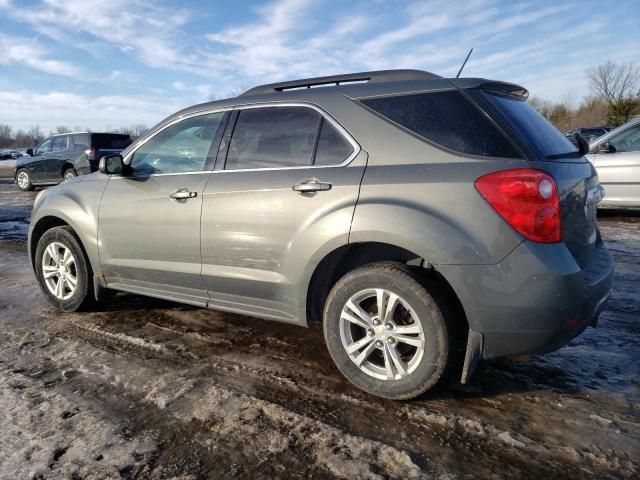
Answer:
(28, 70, 614, 399)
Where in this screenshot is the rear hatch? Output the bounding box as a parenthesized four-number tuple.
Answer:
(91, 133, 132, 158)
(464, 85, 601, 269)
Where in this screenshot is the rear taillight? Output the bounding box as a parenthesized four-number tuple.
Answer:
(475, 168, 561, 243)
(85, 147, 96, 161)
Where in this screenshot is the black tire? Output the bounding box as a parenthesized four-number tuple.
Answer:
(323, 262, 449, 400)
(63, 168, 77, 181)
(16, 168, 34, 191)
(35, 226, 94, 312)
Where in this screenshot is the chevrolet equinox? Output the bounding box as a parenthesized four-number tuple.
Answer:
(28, 70, 614, 399)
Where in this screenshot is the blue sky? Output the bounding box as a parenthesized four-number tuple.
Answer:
(0, 0, 639, 132)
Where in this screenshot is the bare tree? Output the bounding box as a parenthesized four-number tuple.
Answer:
(587, 61, 640, 125)
(0, 124, 13, 148)
(55, 125, 71, 134)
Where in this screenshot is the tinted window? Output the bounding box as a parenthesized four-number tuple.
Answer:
(131, 112, 225, 175)
(226, 107, 321, 170)
(609, 123, 640, 153)
(92, 134, 132, 149)
(51, 136, 67, 151)
(361, 91, 520, 158)
(471, 90, 577, 157)
(314, 120, 354, 165)
(72, 134, 90, 148)
(34, 138, 52, 155)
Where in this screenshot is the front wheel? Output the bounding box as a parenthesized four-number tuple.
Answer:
(35, 226, 93, 312)
(16, 169, 34, 191)
(323, 263, 449, 400)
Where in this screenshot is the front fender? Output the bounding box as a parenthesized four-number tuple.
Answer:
(29, 175, 109, 276)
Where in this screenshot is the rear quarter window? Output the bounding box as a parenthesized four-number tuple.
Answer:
(360, 91, 521, 158)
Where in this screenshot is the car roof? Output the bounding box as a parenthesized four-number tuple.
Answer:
(154, 69, 527, 131)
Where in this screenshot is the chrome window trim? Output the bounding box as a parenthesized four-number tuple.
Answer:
(120, 102, 360, 177)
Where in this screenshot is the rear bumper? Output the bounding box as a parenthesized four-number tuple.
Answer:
(438, 236, 614, 365)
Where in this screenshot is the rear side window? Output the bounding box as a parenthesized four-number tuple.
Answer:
(51, 136, 67, 151)
(226, 107, 321, 170)
(91, 134, 132, 150)
(71, 134, 90, 148)
(361, 91, 521, 158)
(314, 119, 354, 165)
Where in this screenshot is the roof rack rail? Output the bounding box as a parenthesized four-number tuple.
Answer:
(240, 69, 441, 96)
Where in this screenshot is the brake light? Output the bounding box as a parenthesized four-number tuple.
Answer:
(85, 147, 96, 161)
(475, 168, 561, 243)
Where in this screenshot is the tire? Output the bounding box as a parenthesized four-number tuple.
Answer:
(63, 168, 77, 181)
(323, 262, 449, 400)
(16, 169, 34, 191)
(35, 226, 94, 312)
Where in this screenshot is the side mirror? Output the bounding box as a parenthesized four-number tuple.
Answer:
(99, 155, 125, 175)
(597, 141, 615, 154)
(573, 133, 590, 156)
(26, 148, 33, 156)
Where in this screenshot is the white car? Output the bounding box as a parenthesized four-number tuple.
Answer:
(588, 118, 640, 209)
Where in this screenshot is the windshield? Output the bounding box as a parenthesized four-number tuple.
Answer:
(471, 90, 578, 158)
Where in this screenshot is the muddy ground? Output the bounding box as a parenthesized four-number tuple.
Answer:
(0, 168, 638, 479)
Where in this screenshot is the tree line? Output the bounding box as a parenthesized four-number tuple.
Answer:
(0, 124, 149, 149)
(528, 60, 639, 132)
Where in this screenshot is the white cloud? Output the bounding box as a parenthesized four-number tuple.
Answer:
(0, 34, 81, 77)
(0, 90, 184, 131)
(6, 0, 202, 74)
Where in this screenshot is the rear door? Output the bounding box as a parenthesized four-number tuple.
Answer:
(589, 122, 640, 207)
(45, 135, 69, 181)
(98, 111, 228, 305)
(200, 104, 365, 322)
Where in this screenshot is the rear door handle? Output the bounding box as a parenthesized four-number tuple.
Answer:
(292, 178, 332, 193)
(170, 189, 197, 200)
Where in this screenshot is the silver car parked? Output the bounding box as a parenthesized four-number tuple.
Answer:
(28, 70, 613, 399)
(588, 117, 640, 209)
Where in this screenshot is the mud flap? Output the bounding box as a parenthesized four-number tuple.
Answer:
(460, 330, 483, 384)
(93, 274, 109, 302)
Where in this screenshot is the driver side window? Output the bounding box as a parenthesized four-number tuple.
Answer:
(35, 138, 53, 156)
(609, 124, 640, 153)
(131, 112, 225, 175)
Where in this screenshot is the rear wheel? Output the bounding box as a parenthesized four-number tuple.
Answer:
(16, 169, 34, 191)
(323, 263, 449, 399)
(63, 168, 77, 181)
(35, 226, 93, 312)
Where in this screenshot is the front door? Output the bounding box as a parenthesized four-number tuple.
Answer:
(591, 122, 640, 207)
(98, 111, 228, 305)
(28, 138, 53, 182)
(201, 105, 365, 322)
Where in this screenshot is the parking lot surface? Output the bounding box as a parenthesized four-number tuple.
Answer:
(0, 171, 638, 479)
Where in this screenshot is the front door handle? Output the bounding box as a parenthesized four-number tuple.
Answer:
(170, 189, 197, 200)
(292, 178, 332, 193)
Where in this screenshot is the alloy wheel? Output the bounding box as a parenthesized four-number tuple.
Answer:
(339, 288, 425, 380)
(17, 171, 29, 189)
(41, 241, 78, 300)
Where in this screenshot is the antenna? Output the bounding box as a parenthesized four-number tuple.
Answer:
(456, 48, 474, 78)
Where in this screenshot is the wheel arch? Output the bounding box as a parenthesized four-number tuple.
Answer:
(60, 162, 76, 177)
(306, 241, 470, 381)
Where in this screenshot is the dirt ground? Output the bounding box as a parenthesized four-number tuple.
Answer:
(0, 168, 638, 480)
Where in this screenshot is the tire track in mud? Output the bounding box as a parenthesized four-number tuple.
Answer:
(55, 314, 639, 479)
